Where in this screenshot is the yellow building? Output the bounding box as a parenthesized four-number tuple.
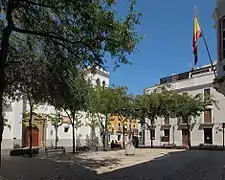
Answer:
(107, 115, 139, 144)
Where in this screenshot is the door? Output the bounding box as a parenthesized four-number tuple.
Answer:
(182, 129, 189, 146)
(204, 128, 212, 144)
(25, 127, 39, 147)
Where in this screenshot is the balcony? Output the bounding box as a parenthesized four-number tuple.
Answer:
(200, 109, 214, 128)
(177, 117, 194, 130)
(177, 117, 191, 125)
(161, 117, 171, 129)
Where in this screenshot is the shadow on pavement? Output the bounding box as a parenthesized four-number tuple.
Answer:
(0, 155, 99, 180)
(40, 152, 121, 170)
(100, 150, 225, 180)
(1, 150, 225, 180)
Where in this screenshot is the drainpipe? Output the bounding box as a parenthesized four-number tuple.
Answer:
(172, 126, 175, 145)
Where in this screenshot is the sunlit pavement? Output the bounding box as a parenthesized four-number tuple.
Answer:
(101, 150, 225, 180)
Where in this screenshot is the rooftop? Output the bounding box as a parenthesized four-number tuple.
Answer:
(159, 63, 216, 85)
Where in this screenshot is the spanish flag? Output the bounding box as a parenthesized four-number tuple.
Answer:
(193, 8, 202, 65)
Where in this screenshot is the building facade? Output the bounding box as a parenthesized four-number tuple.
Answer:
(213, 0, 225, 95)
(108, 115, 139, 145)
(143, 64, 225, 147)
(2, 67, 109, 150)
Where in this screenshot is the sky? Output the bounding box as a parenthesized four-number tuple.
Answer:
(108, 0, 216, 94)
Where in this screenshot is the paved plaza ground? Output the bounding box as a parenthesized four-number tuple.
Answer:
(1, 148, 225, 179)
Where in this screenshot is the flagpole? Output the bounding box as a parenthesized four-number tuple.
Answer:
(194, 7, 217, 78)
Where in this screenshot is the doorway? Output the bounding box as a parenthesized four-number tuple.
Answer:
(25, 127, 39, 147)
(204, 128, 212, 144)
(182, 129, 189, 146)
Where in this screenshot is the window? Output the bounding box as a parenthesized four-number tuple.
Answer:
(118, 123, 121, 131)
(118, 135, 121, 141)
(102, 81, 106, 87)
(164, 129, 170, 137)
(204, 109, 212, 123)
(133, 124, 136, 128)
(64, 126, 69, 133)
(50, 130, 53, 136)
(164, 116, 169, 124)
(96, 78, 100, 86)
(204, 88, 211, 104)
(150, 129, 155, 140)
(191, 68, 210, 76)
(204, 88, 210, 96)
(108, 135, 110, 142)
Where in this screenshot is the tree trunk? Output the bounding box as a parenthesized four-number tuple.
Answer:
(122, 125, 125, 148)
(0, 93, 4, 167)
(150, 119, 154, 148)
(102, 134, 106, 151)
(150, 129, 153, 148)
(72, 122, 75, 153)
(29, 104, 33, 157)
(54, 125, 58, 148)
(0, 1, 14, 167)
(187, 124, 191, 149)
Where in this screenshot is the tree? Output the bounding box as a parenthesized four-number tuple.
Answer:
(86, 112, 99, 149)
(0, 0, 142, 158)
(45, 111, 63, 148)
(113, 87, 134, 148)
(134, 87, 173, 147)
(46, 67, 90, 154)
(88, 86, 126, 150)
(88, 86, 110, 150)
(9, 36, 48, 157)
(169, 93, 214, 148)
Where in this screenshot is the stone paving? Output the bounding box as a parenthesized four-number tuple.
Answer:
(1, 148, 225, 179)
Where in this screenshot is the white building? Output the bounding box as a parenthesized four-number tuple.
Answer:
(2, 67, 110, 150)
(143, 63, 225, 147)
(213, 0, 225, 95)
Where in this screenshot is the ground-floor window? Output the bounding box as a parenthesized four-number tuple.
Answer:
(163, 129, 170, 142)
(150, 129, 155, 140)
(118, 134, 121, 141)
(204, 128, 213, 144)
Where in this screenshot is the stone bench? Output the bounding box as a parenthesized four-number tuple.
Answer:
(45, 146, 65, 156)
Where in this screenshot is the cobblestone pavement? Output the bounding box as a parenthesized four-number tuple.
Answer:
(1, 149, 225, 180)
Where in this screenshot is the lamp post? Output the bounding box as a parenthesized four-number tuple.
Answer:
(223, 122, 225, 149)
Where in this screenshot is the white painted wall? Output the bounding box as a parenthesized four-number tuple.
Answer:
(2, 100, 23, 149)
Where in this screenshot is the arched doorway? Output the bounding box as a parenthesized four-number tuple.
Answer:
(25, 127, 39, 147)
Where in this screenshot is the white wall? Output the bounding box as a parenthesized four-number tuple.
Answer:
(2, 100, 23, 149)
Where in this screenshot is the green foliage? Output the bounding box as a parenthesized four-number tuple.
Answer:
(3, 0, 142, 72)
(21, 110, 42, 128)
(45, 111, 63, 127)
(52, 69, 90, 114)
(87, 85, 131, 148)
(169, 93, 215, 121)
(135, 91, 165, 121)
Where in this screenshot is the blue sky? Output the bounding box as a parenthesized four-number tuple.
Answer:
(108, 0, 216, 94)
